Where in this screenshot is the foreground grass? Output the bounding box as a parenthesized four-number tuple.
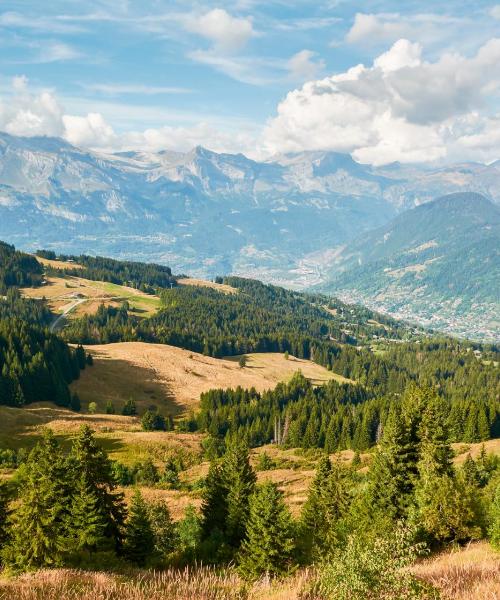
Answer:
(0, 543, 498, 600)
(0, 567, 311, 600)
(412, 541, 500, 600)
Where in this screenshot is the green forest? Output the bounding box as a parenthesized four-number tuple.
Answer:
(0, 388, 499, 598)
(0, 241, 498, 598)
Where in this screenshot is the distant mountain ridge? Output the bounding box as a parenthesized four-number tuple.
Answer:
(1, 132, 499, 339)
(319, 192, 500, 341)
(1, 131, 500, 286)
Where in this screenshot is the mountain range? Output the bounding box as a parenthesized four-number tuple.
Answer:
(318, 192, 500, 341)
(0, 131, 499, 340)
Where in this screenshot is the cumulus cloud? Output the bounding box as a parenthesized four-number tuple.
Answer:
(0, 80, 65, 137)
(287, 50, 325, 81)
(62, 113, 116, 147)
(0, 77, 257, 155)
(262, 38, 500, 165)
(184, 9, 254, 53)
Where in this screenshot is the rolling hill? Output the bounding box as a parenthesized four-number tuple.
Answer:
(320, 192, 500, 340)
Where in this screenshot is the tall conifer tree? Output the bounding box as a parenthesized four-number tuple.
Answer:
(239, 482, 295, 579)
(223, 438, 256, 547)
(123, 490, 154, 566)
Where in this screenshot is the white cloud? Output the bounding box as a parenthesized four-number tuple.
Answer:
(262, 38, 500, 165)
(344, 12, 467, 48)
(186, 50, 277, 86)
(83, 83, 192, 96)
(62, 112, 116, 147)
(184, 9, 254, 53)
(373, 39, 421, 72)
(346, 13, 409, 45)
(0, 79, 64, 137)
(36, 42, 82, 63)
(491, 5, 500, 20)
(0, 76, 258, 156)
(287, 50, 325, 81)
(0, 11, 85, 33)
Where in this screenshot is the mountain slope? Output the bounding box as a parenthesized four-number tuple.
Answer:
(320, 193, 500, 340)
(0, 132, 395, 284)
(2, 132, 500, 288)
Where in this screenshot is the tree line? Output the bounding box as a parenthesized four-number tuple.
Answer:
(0, 318, 89, 407)
(195, 372, 499, 452)
(61, 278, 498, 412)
(0, 241, 42, 293)
(41, 252, 177, 293)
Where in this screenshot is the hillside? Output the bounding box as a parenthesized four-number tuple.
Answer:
(2, 132, 500, 288)
(69, 342, 348, 415)
(320, 192, 500, 341)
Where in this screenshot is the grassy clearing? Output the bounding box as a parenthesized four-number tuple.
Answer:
(225, 352, 354, 386)
(453, 439, 500, 464)
(21, 275, 160, 318)
(35, 256, 84, 270)
(177, 277, 238, 294)
(71, 343, 346, 415)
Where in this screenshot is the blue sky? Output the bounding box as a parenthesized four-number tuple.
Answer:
(1, 1, 500, 164)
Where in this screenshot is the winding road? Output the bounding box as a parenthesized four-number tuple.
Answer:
(49, 298, 87, 332)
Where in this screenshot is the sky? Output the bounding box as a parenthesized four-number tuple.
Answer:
(0, 0, 500, 164)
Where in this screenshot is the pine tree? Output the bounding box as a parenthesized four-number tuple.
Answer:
(69, 425, 126, 549)
(301, 457, 350, 561)
(365, 406, 416, 523)
(201, 461, 228, 539)
(148, 501, 177, 558)
(462, 454, 479, 486)
(0, 482, 10, 551)
(489, 484, 500, 550)
(65, 475, 110, 559)
(301, 455, 331, 559)
(238, 482, 296, 579)
(70, 392, 81, 412)
(3, 430, 70, 569)
(123, 489, 154, 566)
(413, 394, 481, 544)
(176, 504, 202, 561)
(223, 438, 256, 547)
(417, 392, 454, 480)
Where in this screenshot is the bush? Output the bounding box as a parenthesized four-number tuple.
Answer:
(142, 409, 167, 431)
(311, 524, 437, 600)
(122, 399, 137, 416)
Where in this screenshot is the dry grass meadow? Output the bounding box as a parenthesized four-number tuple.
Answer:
(177, 277, 238, 294)
(0, 543, 497, 599)
(70, 343, 349, 415)
(21, 275, 161, 318)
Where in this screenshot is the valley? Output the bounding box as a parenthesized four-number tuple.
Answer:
(0, 234, 498, 600)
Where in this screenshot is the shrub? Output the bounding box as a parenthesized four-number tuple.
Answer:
(311, 524, 437, 600)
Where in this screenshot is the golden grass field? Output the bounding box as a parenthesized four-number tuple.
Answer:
(35, 256, 84, 270)
(177, 277, 238, 294)
(21, 275, 161, 318)
(0, 542, 497, 599)
(70, 342, 351, 415)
